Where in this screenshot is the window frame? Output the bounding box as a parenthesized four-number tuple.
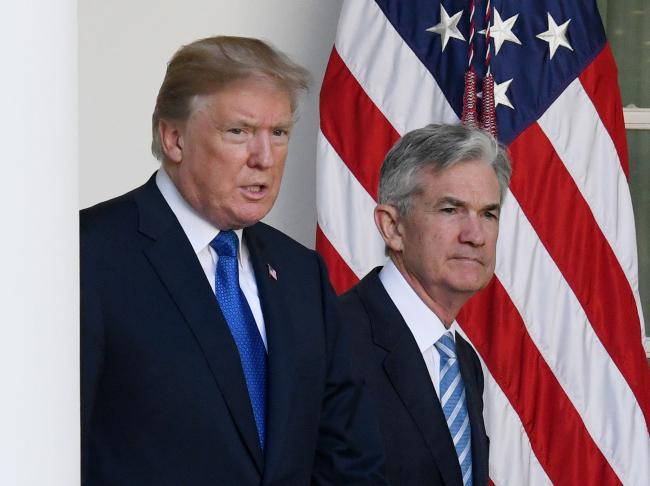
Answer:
(624, 107, 650, 130)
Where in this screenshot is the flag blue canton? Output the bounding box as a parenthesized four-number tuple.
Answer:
(375, 0, 607, 143)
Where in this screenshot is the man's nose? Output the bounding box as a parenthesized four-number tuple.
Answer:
(248, 132, 274, 168)
(459, 215, 486, 246)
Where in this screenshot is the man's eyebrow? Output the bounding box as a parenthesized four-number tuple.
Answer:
(214, 117, 294, 130)
(213, 116, 257, 128)
(435, 196, 466, 207)
(483, 203, 501, 212)
(273, 121, 294, 130)
(429, 197, 501, 212)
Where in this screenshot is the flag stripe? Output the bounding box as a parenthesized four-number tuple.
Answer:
(537, 77, 641, 318)
(509, 124, 650, 431)
(320, 47, 399, 201)
(458, 280, 622, 486)
(316, 132, 386, 279)
(455, 327, 552, 486)
(495, 189, 650, 484)
(578, 44, 630, 178)
(334, 0, 459, 135)
(315, 226, 359, 296)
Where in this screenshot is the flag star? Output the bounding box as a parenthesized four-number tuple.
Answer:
(479, 9, 522, 55)
(426, 5, 465, 51)
(536, 13, 573, 59)
(478, 78, 514, 109)
(494, 78, 514, 109)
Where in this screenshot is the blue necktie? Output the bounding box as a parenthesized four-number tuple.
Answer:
(210, 230, 267, 449)
(435, 332, 473, 485)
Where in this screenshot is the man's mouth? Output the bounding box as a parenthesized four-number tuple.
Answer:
(452, 256, 483, 265)
(241, 184, 268, 199)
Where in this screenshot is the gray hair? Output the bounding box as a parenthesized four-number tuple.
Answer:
(378, 124, 512, 215)
(151, 35, 311, 161)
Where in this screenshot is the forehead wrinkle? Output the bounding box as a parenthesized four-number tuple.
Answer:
(188, 87, 294, 137)
(437, 196, 465, 206)
(208, 103, 293, 130)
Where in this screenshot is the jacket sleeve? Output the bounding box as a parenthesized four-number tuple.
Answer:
(310, 255, 388, 486)
(79, 214, 105, 482)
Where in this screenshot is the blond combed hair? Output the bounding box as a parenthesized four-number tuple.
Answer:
(151, 36, 310, 161)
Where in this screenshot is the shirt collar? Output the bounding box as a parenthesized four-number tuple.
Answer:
(155, 168, 244, 257)
(379, 259, 456, 352)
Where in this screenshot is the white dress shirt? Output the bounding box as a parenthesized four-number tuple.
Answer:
(156, 168, 267, 349)
(379, 260, 460, 397)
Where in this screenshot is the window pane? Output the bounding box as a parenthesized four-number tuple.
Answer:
(628, 130, 650, 336)
(598, 0, 650, 108)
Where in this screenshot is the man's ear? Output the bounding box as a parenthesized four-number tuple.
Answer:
(158, 119, 184, 164)
(374, 204, 404, 253)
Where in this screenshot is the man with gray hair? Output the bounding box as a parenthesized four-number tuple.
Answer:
(81, 36, 385, 485)
(340, 124, 512, 486)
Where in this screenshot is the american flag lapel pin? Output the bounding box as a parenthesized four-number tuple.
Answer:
(267, 263, 277, 281)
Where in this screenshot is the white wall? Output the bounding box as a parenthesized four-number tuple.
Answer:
(79, 0, 344, 248)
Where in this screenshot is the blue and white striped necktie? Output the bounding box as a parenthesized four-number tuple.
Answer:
(435, 331, 473, 485)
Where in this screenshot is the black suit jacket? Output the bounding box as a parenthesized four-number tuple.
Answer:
(80, 174, 385, 485)
(340, 268, 489, 486)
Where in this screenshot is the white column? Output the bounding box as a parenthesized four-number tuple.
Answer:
(0, 2, 79, 485)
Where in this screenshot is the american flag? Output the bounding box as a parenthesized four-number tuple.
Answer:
(316, 1, 650, 484)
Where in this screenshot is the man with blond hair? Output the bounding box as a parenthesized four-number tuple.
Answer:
(81, 36, 385, 485)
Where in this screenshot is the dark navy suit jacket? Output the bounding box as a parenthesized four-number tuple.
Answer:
(80, 174, 385, 485)
(340, 269, 489, 486)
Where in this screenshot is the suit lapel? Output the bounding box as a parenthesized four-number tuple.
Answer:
(357, 270, 463, 486)
(456, 335, 489, 485)
(134, 176, 264, 472)
(244, 225, 296, 481)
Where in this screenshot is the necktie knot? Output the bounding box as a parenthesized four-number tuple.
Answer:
(211, 230, 239, 258)
(435, 331, 457, 360)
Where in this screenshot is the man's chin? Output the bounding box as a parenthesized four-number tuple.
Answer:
(229, 207, 274, 229)
(205, 195, 277, 228)
(451, 274, 492, 294)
